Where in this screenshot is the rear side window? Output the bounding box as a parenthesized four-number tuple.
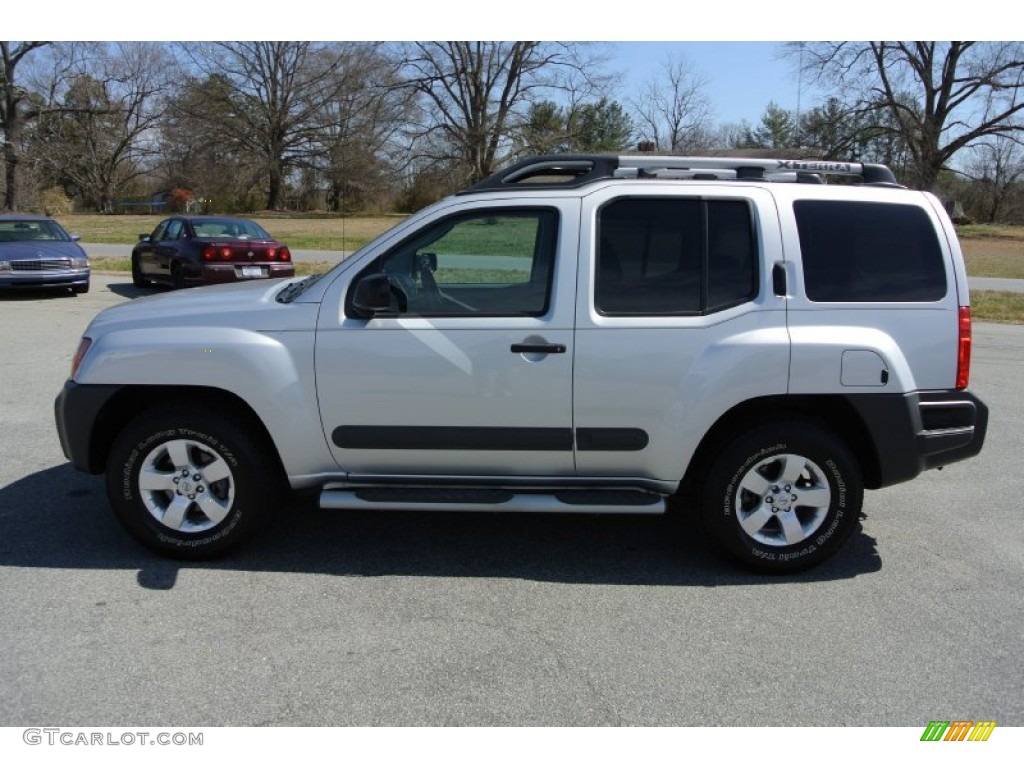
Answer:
(597, 198, 757, 315)
(794, 200, 946, 302)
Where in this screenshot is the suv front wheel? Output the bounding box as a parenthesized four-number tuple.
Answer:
(700, 422, 863, 574)
(106, 405, 281, 559)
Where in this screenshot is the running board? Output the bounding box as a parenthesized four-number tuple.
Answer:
(319, 487, 666, 514)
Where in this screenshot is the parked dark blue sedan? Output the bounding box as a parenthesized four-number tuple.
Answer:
(131, 215, 294, 289)
(0, 215, 90, 294)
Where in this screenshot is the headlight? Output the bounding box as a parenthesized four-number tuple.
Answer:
(0, 260, 10, 272)
(70, 256, 89, 269)
(71, 337, 92, 380)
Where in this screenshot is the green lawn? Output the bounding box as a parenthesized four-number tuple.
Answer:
(57, 213, 405, 252)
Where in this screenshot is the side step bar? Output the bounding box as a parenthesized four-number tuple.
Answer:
(319, 487, 667, 515)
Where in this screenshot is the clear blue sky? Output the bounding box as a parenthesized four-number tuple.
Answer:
(606, 42, 815, 127)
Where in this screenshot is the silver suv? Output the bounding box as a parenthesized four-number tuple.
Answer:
(54, 155, 988, 573)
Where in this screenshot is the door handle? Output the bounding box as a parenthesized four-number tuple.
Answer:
(511, 343, 566, 354)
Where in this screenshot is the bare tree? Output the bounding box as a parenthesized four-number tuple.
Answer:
(181, 42, 352, 209)
(1, 41, 51, 209)
(961, 133, 1024, 222)
(158, 73, 264, 212)
(32, 43, 173, 210)
(631, 54, 712, 153)
(795, 42, 1024, 190)
(402, 41, 604, 183)
(312, 43, 411, 212)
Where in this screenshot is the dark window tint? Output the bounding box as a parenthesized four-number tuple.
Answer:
(708, 201, 758, 310)
(794, 200, 946, 302)
(597, 198, 757, 315)
(150, 220, 170, 241)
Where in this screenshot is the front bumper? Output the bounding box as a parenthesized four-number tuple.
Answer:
(54, 380, 123, 474)
(0, 269, 89, 290)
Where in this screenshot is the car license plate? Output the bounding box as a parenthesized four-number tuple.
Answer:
(240, 266, 264, 278)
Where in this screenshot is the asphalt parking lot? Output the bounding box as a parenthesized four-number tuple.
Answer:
(1, 275, 1021, 726)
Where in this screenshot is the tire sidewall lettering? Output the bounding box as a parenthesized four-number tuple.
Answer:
(121, 424, 244, 546)
(702, 424, 862, 573)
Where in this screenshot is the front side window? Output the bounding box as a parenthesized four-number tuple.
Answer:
(794, 200, 947, 302)
(354, 208, 558, 317)
(150, 220, 170, 242)
(596, 197, 757, 315)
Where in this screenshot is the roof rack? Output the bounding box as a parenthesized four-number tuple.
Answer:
(461, 154, 902, 194)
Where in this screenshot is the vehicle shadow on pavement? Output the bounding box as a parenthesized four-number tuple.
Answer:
(105, 281, 166, 299)
(0, 464, 882, 590)
(0, 288, 79, 301)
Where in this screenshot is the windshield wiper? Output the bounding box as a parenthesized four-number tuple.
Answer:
(276, 274, 322, 303)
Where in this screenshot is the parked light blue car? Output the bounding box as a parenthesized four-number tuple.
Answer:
(0, 214, 90, 294)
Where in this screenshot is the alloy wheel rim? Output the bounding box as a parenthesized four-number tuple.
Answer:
(734, 452, 832, 547)
(137, 438, 235, 532)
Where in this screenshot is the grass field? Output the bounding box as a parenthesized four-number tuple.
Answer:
(968, 290, 1024, 324)
(56, 213, 408, 252)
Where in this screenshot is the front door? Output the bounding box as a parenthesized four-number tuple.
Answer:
(316, 201, 580, 478)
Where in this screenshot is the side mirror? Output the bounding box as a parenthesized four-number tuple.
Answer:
(70, 234, 81, 242)
(351, 273, 396, 317)
(138, 234, 150, 242)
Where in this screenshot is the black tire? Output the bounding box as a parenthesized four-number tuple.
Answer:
(700, 422, 862, 574)
(131, 254, 146, 287)
(72, 281, 89, 294)
(105, 405, 283, 559)
(171, 263, 186, 290)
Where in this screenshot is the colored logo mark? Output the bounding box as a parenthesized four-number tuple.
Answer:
(920, 720, 997, 741)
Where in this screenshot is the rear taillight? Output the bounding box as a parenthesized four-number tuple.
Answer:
(280, 247, 291, 262)
(71, 337, 92, 380)
(204, 247, 234, 261)
(956, 306, 972, 390)
(267, 248, 277, 260)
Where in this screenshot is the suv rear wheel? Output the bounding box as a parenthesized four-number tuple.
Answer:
(105, 405, 281, 559)
(700, 422, 862, 574)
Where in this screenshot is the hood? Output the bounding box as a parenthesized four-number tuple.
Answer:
(86, 277, 319, 335)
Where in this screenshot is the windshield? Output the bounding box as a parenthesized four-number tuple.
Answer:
(192, 219, 273, 240)
(0, 219, 71, 242)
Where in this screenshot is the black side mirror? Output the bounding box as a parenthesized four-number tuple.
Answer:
(138, 234, 150, 242)
(352, 273, 397, 317)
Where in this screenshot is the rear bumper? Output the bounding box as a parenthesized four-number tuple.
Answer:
(197, 263, 294, 284)
(846, 390, 989, 488)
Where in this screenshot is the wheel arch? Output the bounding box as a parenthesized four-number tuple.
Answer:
(679, 394, 883, 495)
(85, 385, 286, 481)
